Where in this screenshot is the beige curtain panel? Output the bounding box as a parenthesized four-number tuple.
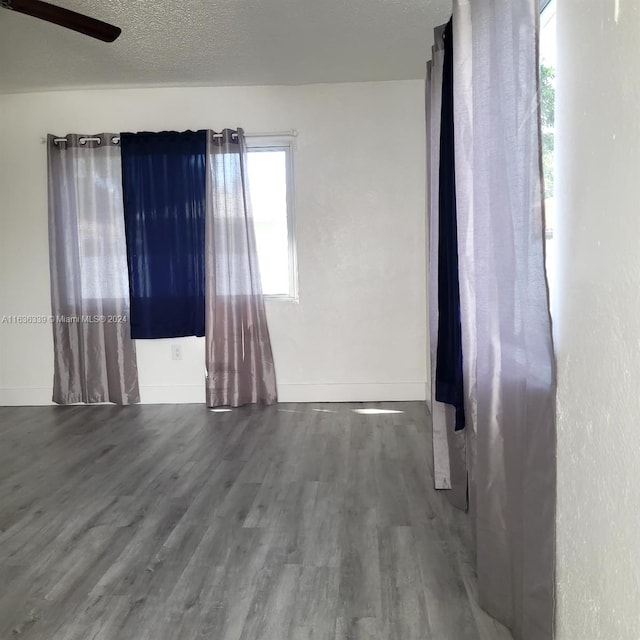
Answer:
(204, 129, 278, 407)
(47, 133, 140, 405)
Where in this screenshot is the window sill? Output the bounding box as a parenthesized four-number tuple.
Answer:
(264, 294, 299, 303)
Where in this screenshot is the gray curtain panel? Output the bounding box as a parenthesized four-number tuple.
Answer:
(451, 1, 557, 638)
(47, 134, 140, 405)
(426, 24, 468, 511)
(204, 129, 277, 407)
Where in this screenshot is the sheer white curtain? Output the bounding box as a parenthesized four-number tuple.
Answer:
(47, 134, 139, 404)
(204, 129, 277, 407)
(453, 1, 556, 638)
(427, 1, 556, 637)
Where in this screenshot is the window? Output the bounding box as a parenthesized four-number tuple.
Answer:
(540, 0, 556, 284)
(246, 138, 298, 300)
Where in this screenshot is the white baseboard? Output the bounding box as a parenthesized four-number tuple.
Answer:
(0, 382, 426, 406)
(128, 382, 427, 404)
(0, 385, 207, 406)
(0, 387, 53, 406)
(139, 385, 205, 404)
(276, 382, 426, 403)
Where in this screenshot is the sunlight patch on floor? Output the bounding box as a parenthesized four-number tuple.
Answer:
(352, 408, 404, 415)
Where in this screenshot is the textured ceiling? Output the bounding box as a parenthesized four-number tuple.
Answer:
(0, 0, 451, 93)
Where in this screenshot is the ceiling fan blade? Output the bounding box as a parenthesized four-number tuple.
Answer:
(2, 0, 121, 42)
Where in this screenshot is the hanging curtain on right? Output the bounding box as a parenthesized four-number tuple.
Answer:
(428, 1, 557, 638)
(204, 129, 277, 407)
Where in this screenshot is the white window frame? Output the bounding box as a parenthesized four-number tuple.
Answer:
(246, 136, 299, 302)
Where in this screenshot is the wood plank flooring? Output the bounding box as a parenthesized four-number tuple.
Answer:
(0, 402, 513, 640)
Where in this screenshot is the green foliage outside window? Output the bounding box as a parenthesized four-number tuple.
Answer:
(540, 63, 555, 199)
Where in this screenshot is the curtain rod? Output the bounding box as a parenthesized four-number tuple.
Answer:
(40, 130, 298, 145)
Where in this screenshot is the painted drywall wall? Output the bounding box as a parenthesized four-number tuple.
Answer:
(555, 1, 640, 638)
(0, 81, 428, 404)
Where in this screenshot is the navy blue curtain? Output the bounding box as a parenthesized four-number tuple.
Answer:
(120, 130, 207, 339)
(435, 19, 465, 431)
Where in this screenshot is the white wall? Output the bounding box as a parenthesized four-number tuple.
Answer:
(555, 2, 640, 638)
(0, 81, 428, 405)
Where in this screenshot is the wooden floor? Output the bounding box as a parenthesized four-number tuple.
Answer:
(0, 402, 512, 640)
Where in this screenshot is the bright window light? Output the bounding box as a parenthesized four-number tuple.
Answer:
(247, 142, 297, 300)
(209, 408, 233, 412)
(540, 0, 556, 292)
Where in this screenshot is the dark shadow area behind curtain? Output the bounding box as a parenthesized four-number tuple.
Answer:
(120, 130, 207, 338)
(435, 18, 465, 431)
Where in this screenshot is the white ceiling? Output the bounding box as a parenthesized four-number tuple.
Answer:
(0, 0, 451, 94)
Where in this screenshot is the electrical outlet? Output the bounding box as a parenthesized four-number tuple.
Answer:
(171, 344, 182, 361)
